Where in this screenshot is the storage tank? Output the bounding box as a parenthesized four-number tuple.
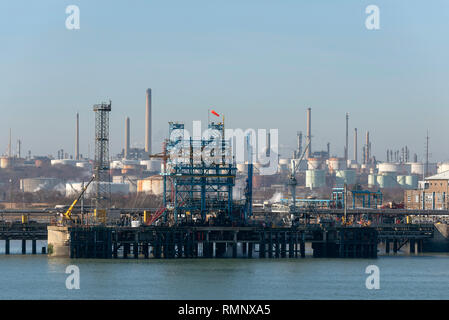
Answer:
(140, 159, 162, 172)
(50, 159, 77, 166)
(0, 157, 13, 169)
(397, 175, 406, 188)
(328, 157, 347, 172)
(438, 162, 449, 173)
(137, 176, 163, 195)
(378, 162, 400, 173)
(65, 182, 129, 197)
(335, 170, 356, 186)
(76, 161, 92, 171)
(410, 162, 424, 175)
(377, 173, 398, 188)
(20, 177, 61, 192)
(405, 175, 418, 189)
(368, 174, 377, 187)
(307, 158, 322, 170)
(306, 170, 326, 189)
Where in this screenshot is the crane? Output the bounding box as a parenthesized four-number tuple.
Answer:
(288, 141, 310, 213)
(64, 175, 95, 221)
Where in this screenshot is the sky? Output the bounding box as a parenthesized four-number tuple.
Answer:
(0, 0, 448, 162)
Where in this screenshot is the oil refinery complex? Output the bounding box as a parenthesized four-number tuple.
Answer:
(1, 89, 449, 259)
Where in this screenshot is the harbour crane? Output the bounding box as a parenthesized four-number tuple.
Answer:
(63, 174, 95, 221)
(288, 141, 310, 213)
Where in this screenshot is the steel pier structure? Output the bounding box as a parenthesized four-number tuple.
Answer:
(69, 225, 379, 259)
(160, 120, 251, 225)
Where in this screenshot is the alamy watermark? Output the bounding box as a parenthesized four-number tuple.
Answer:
(168, 121, 278, 175)
(65, 265, 80, 289)
(66, 5, 80, 30)
(365, 265, 380, 289)
(365, 5, 380, 30)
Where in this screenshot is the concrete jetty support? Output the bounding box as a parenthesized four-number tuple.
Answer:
(47, 226, 70, 257)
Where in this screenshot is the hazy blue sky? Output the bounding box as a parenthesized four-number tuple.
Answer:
(0, 1, 448, 161)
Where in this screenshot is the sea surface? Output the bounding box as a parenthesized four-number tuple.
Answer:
(1, 240, 449, 299)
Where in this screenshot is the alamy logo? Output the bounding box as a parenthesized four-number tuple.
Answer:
(65, 5, 80, 30)
(365, 265, 380, 289)
(65, 265, 80, 289)
(168, 121, 278, 175)
(365, 5, 380, 30)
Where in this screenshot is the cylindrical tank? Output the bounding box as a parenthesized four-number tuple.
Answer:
(368, 174, 377, 187)
(20, 177, 61, 192)
(306, 170, 326, 189)
(377, 173, 397, 188)
(397, 175, 406, 187)
(405, 175, 418, 189)
(378, 162, 399, 173)
(335, 170, 356, 186)
(140, 159, 162, 172)
(328, 157, 347, 172)
(137, 176, 163, 195)
(438, 162, 449, 173)
(410, 162, 424, 175)
(0, 157, 13, 169)
(307, 158, 322, 170)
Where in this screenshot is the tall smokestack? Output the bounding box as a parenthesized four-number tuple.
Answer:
(125, 117, 130, 159)
(306, 108, 311, 159)
(145, 88, 152, 154)
(345, 113, 349, 161)
(365, 131, 370, 164)
(297, 131, 302, 158)
(8, 128, 11, 158)
(75, 113, 80, 160)
(354, 128, 357, 163)
(266, 132, 271, 157)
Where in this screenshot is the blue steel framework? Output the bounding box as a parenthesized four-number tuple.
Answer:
(161, 121, 252, 225)
(351, 189, 383, 209)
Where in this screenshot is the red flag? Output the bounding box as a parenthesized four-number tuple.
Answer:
(211, 110, 220, 117)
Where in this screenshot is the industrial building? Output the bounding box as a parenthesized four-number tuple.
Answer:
(404, 171, 449, 210)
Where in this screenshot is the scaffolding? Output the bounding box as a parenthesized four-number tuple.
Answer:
(161, 121, 250, 225)
(93, 101, 111, 220)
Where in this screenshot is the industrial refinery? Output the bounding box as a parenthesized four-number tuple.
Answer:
(3, 0, 449, 305)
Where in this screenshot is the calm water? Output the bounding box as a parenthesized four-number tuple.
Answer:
(1, 241, 449, 299)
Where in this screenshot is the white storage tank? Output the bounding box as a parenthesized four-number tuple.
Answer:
(140, 159, 162, 172)
(328, 157, 347, 172)
(65, 182, 129, 197)
(438, 162, 449, 174)
(378, 162, 400, 174)
(137, 176, 163, 195)
(410, 162, 424, 175)
(368, 174, 377, 187)
(405, 175, 418, 189)
(20, 177, 61, 192)
(397, 175, 406, 187)
(307, 158, 322, 170)
(51, 159, 78, 166)
(377, 173, 398, 188)
(335, 170, 356, 186)
(306, 170, 326, 189)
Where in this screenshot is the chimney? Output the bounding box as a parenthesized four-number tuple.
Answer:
(365, 131, 370, 164)
(306, 108, 312, 159)
(145, 88, 152, 154)
(345, 113, 349, 161)
(297, 131, 302, 158)
(75, 113, 80, 160)
(354, 128, 357, 163)
(125, 117, 130, 159)
(266, 132, 271, 157)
